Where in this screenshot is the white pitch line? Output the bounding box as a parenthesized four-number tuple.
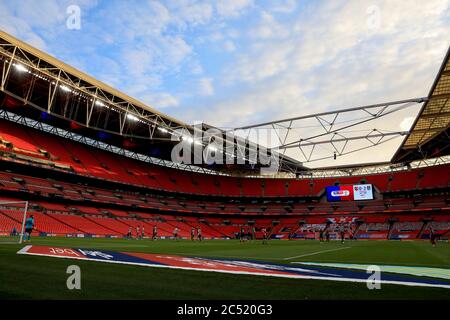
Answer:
(26, 241, 149, 248)
(171, 253, 276, 260)
(283, 247, 351, 260)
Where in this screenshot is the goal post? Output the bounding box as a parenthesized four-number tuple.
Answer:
(0, 201, 29, 244)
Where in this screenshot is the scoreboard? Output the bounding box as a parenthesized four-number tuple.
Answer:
(326, 184, 373, 202)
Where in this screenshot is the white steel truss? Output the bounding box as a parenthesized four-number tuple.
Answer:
(1, 109, 449, 179)
(231, 98, 427, 167)
(0, 31, 188, 139)
(0, 110, 227, 176)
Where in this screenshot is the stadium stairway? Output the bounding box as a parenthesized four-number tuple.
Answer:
(0, 209, 24, 235)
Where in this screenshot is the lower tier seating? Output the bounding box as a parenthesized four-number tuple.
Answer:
(1, 198, 448, 240)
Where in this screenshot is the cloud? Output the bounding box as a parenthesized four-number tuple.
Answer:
(216, 0, 254, 17)
(167, 0, 213, 27)
(400, 116, 416, 131)
(142, 92, 179, 108)
(198, 77, 214, 96)
(223, 40, 236, 52)
(229, 41, 293, 82)
(248, 11, 290, 39)
(183, 78, 309, 129)
(2, 0, 450, 166)
(203, 0, 450, 125)
(170, 0, 449, 165)
(268, 0, 297, 13)
(0, 0, 99, 51)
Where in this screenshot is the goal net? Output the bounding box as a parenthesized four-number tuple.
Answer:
(0, 201, 29, 244)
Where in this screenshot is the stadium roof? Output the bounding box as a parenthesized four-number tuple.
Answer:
(0, 30, 295, 174)
(0, 30, 189, 131)
(392, 45, 450, 163)
(231, 46, 450, 170)
(0, 29, 448, 175)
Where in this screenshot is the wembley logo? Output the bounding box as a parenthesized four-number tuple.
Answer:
(331, 190, 350, 197)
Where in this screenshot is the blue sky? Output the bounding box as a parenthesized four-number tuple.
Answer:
(1, 0, 449, 166)
(1, 0, 449, 127)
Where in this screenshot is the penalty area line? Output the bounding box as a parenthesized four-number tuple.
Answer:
(283, 246, 351, 261)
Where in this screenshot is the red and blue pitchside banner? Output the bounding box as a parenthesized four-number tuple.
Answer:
(17, 245, 450, 289)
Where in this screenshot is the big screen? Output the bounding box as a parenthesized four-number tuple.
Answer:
(326, 184, 373, 201)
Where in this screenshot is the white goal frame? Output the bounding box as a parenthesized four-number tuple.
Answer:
(0, 201, 29, 244)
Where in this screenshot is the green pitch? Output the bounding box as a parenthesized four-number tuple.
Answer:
(0, 237, 449, 299)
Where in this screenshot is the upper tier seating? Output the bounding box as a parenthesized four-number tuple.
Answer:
(1, 119, 449, 197)
(1, 170, 450, 220)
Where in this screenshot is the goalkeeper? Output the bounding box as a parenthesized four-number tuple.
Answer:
(24, 214, 35, 242)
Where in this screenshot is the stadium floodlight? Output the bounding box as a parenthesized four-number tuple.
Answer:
(126, 114, 139, 121)
(95, 100, 105, 107)
(182, 136, 194, 144)
(157, 127, 169, 133)
(59, 84, 72, 93)
(13, 63, 28, 73)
